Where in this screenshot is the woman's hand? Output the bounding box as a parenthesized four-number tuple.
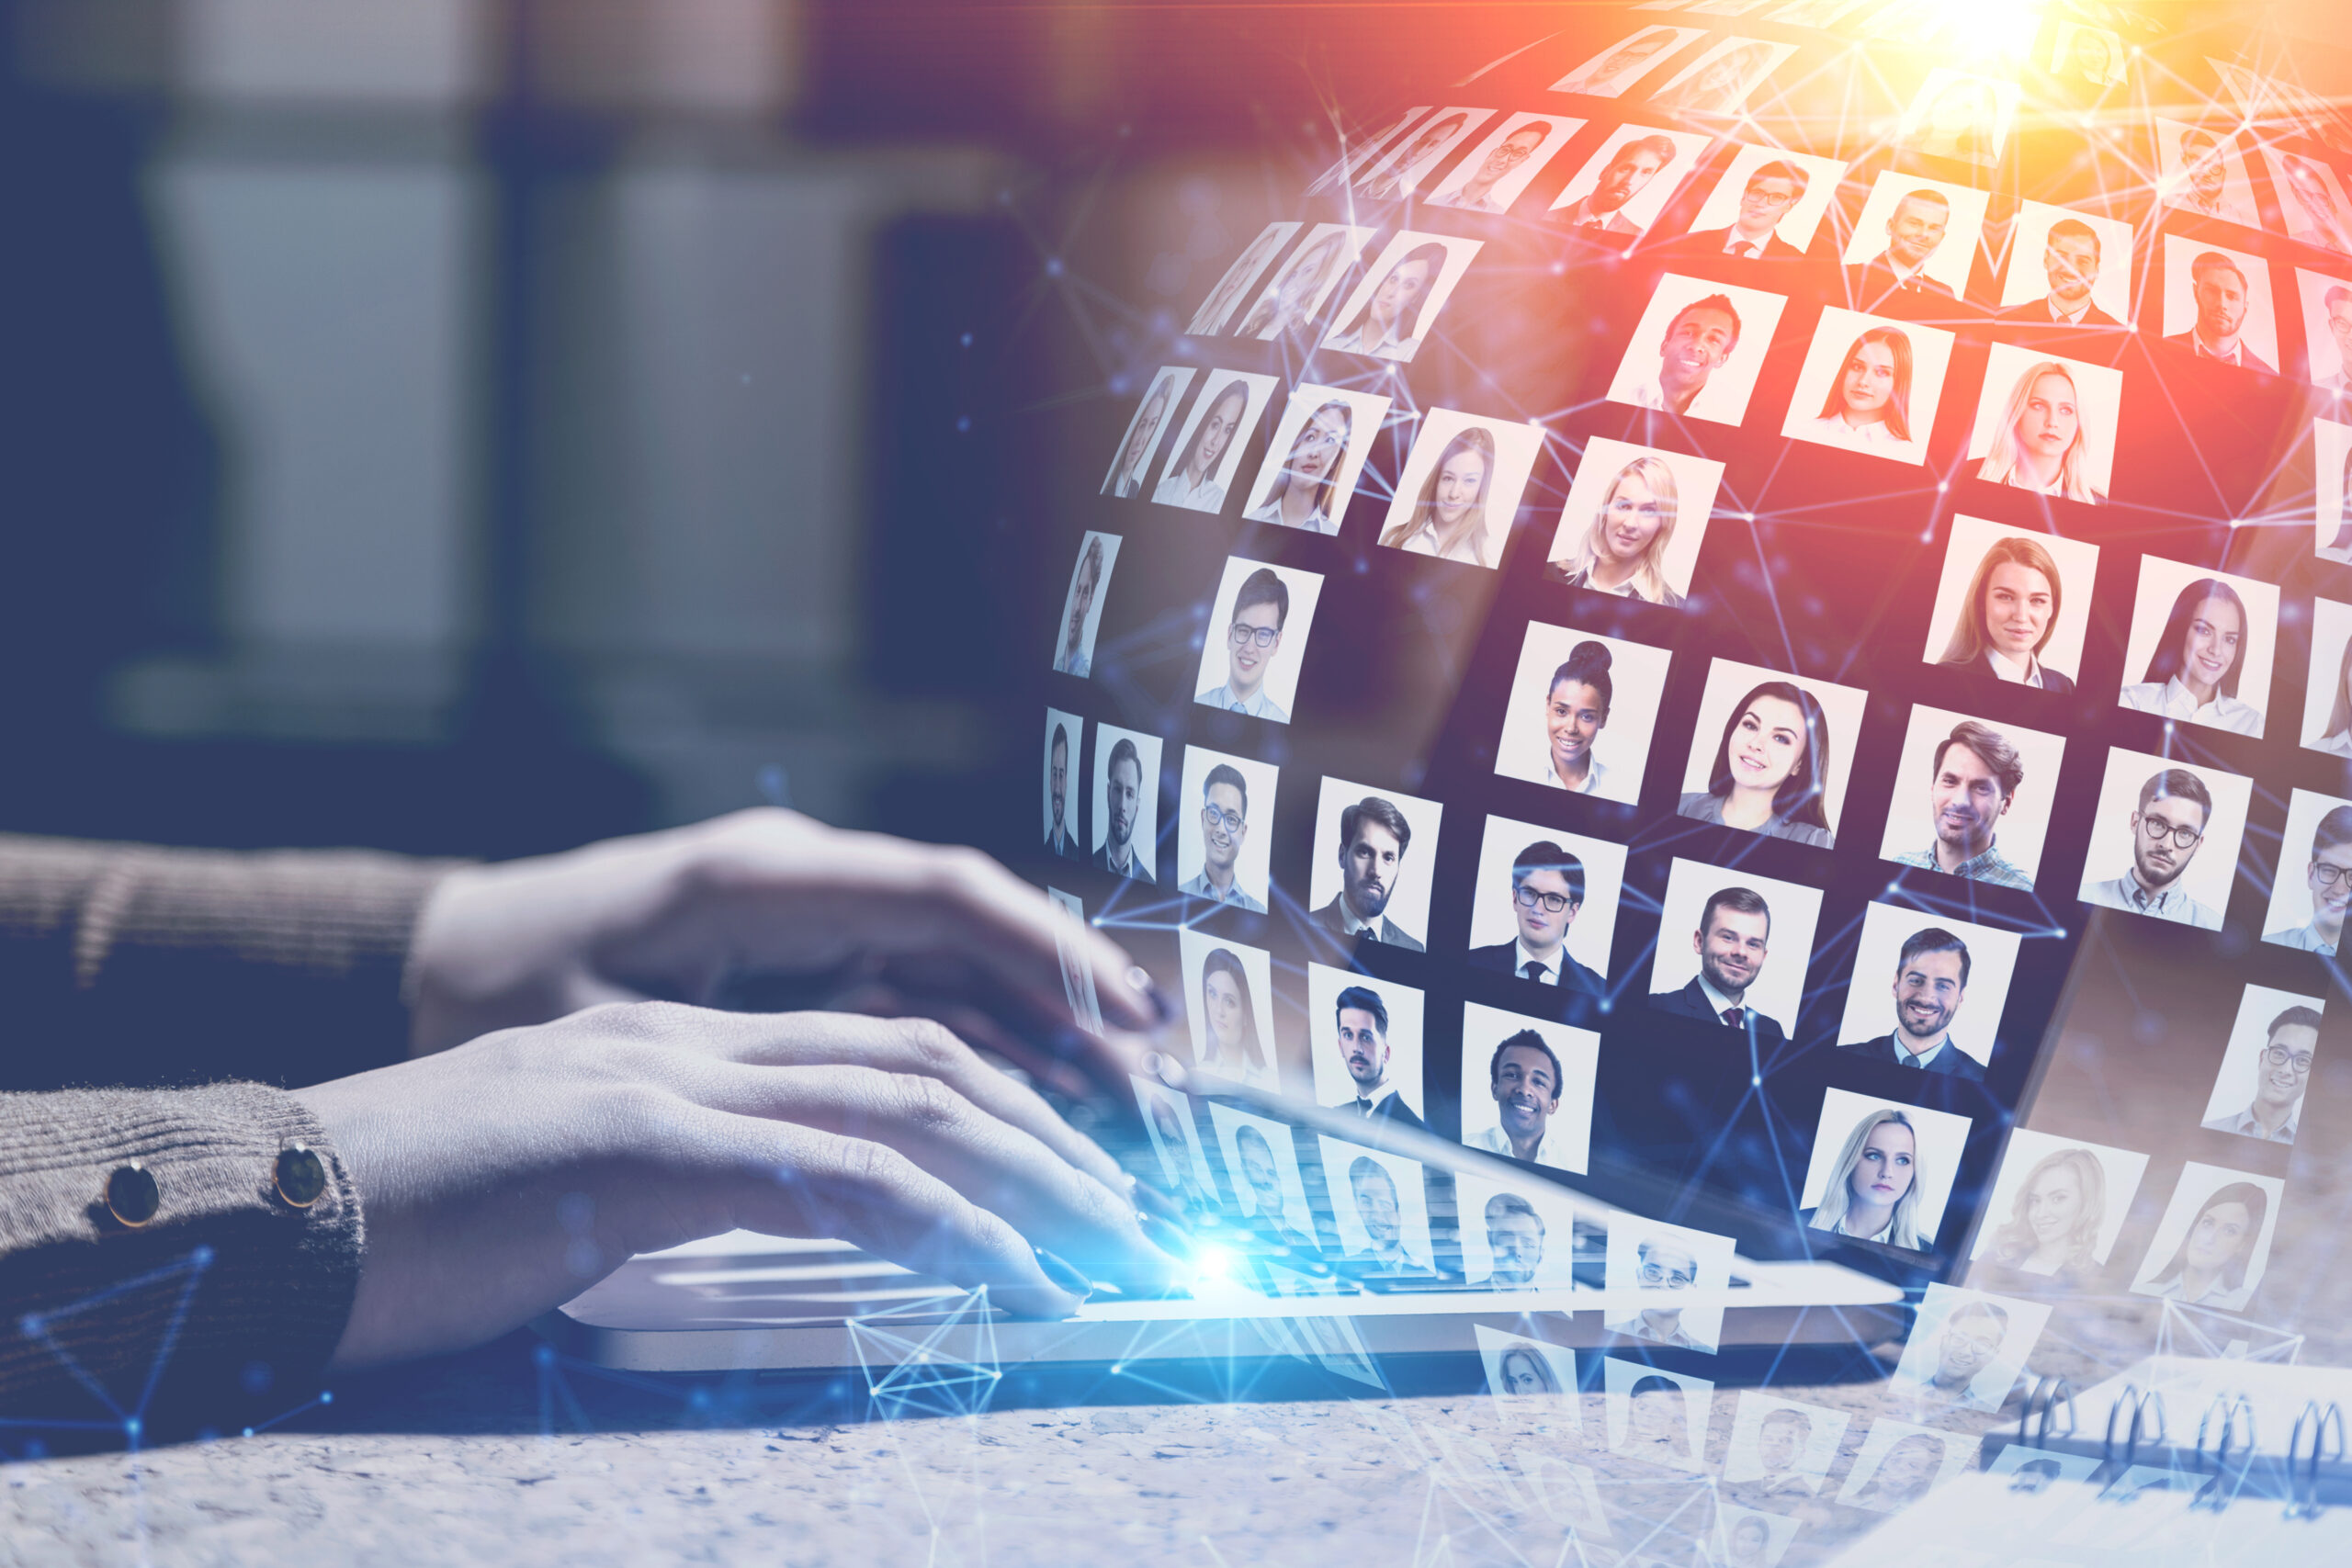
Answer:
(405, 808, 1163, 1099)
(303, 1000, 1180, 1370)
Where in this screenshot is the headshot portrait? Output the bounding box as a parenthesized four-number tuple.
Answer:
(1898, 69, 2018, 168)
(1306, 964, 1428, 1131)
(1051, 530, 1120, 676)
(1046, 886, 1102, 1036)
(2049, 21, 2127, 87)
(1723, 1392, 1848, 1495)
(1193, 556, 1322, 724)
(1307, 103, 1427, 196)
(2075, 748, 2253, 931)
(1547, 125, 1709, 240)
(1178, 931, 1281, 1089)
(2295, 270, 2352, 394)
(1968, 1129, 2149, 1281)
(1677, 658, 1867, 848)
(1132, 1077, 1222, 1215)
(1101, 367, 1193, 498)
(1090, 724, 1163, 886)
(1603, 1217, 1736, 1354)
(1646, 858, 1826, 1047)
(1319, 231, 1484, 363)
(1835, 1418, 1966, 1513)
(1834, 904, 2024, 1082)
(2128, 1161, 2284, 1311)
(1307, 777, 1443, 953)
(1995, 203, 2132, 326)
(1234, 221, 1375, 341)
(1206, 1100, 1316, 1250)
(1465, 815, 1627, 995)
(1780, 308, 1956, 465)
(1891, 1284, 2050, 1413)
(1797, 1089, 1973, 1254)
(1601, 1357, 1712, 1472)
(1648, 36, 1799, 118)
(1240, 383, 1390, 537)
(2155, 118, 2261, 229)
(1426, 112, 1585, 215)
(2264, 788, 2352, 957)
(1313, 1134, 1434, 1275)
(1454, 1170, 1580, 1289)
(1879, 704, 2064, 889)
(1682, 144, 1846, 259)
(1174, 746, 1277, 915)
(1474, 1325, 1578, 1411)
(1713, 1508, 1797, 1568)
(1186, 221, 1300, 337)
(1494, 620, 1674, 803)
(2159, 234, 2278, 372)
(2198, 984, 2324, 1146)
(1374, 408, 1545, 569)
(2303, 597, 2352, 752)
(1456, 1001, 1601, 1172)
(1605, 273, 1787, 424)
(1543, 438, 1723, 608)
(2117, 555, 2279, 737)
(1546, 25, 1702, 97)
(1922, 515, 2098, 693)
(1356, 106, 1490, 201)
(1153, 370, 1277, 513)
(1965, 344, 2123, 503)
(1041, 707, 1085, 862)
(1838, 172, 1990, 302)
(2266, 147, 2352, 255)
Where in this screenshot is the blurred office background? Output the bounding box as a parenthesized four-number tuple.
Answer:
(0, 0, 1375, 860)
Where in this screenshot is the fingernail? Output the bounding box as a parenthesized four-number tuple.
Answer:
(1034, 1247, 1094, 1301)
(1133, 1179, 1189, 1224)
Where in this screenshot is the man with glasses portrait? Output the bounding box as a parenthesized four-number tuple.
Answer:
(1195, 568, 1292, 721)
(2083, 768, 2222, 930)
(2201, 1006, 2322, 1145)
(2265, 805, 2352, 956)
(1179, 762, 1264, 911)
(1469, 840, 1604, 990)
(1607, 1236, 1704, 1349)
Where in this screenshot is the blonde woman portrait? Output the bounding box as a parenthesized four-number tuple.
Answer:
(1381, 424, 1498, 566)
(1544, 455, 1687, 605)
(1976, 360, 2102, 502)
(1804, 1107, 1923, 1249)
(1983, 1146, 2105, 1280)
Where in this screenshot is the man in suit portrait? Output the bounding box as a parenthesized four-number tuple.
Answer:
(1558, 134, 1678, 235)
(1996, 218, 2120, 327)
(1649, 886, 1786, 1044)
(1482, 1192, 1548, 1288)
(1842, 927, 1985, 1081)
(1849, 186, 1957, 302)
(1342, 1155, 1432, 1274)
(1314, 795, 1425, 949)
(1092, 736, 1154, 883)
(1689, 159, 1810, 260)
(1045, 722, 1082, 859)
(2164, 249, 2273, 372)
(1327, 985, 1427, 1133)
(1469, 840, 1605, 990)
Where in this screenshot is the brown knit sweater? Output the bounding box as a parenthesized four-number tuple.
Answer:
(0, 834, 455, 1433)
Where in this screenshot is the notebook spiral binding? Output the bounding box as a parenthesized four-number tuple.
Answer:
(1982, 1376, 2346, 1515)
(2286, 1399, 2346, 1520)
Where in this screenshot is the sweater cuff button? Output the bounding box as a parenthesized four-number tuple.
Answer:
(105, 1162, 161, 1227)
(275, 1145, 328, 1209)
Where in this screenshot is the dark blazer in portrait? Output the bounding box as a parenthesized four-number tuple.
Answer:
(1312, 896, 1426, 953)
(1092, 841, 1154, 882)
(1329, 1089, 1429, 1135)
(1844, 1032, 1987, 1081)
(2161, 330, 2276, 375)
(1046, 824, 1083, 860)
(1994, 296, 2122, 329)
(1468, 941, 1605, 993)
(1686, 225, 1807, 261)
(1956, 652, 2074, 694)
(1648, 977, 1788, 1049)
(1844, 258, 1961, 310)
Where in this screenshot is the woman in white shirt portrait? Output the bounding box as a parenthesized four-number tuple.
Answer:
(1530, 639, 1615, 794)
(1238, 230, 1346, 339)
(2310, 632, 2352, 757)
(1804, 1108, 1923, 1250)
(1803, 324, 1913, 453)
(1981, 1146, 2105, 1281)
(1935, 534, 2075, 694)
(1154, 378, 1250, 513)
(1976, 360, 2102, 503)
(1544, 455, 1687, 606)
(1379, 424, 1498, 566)
(1245, 399, 1353, 535)
(2119, 577, 2262, 735)
(1325, 242, 1446, 360)
(1195, 947, 1275, 1086)
(2142, 1181, 2267, 1306)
